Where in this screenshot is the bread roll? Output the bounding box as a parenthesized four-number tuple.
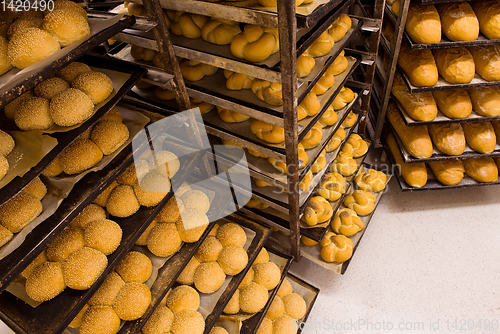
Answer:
(296, 50, 315, 78)
(166, 285, 200, 313)
(469, 46, 500, 81)
(342, 133, 368, 158)
(21, 250, 47, 280)
(179, 59, 218, 82)
(343, 191, 376, 216)
(106, 184, 140, 218)
(254, 247, 269, 264)
(251, 79, 283, 106)
(231, 25, 279, 62)
(50, 88, 94, 127)
(300, 123, 322, 149)
(62, 247, 107, 290)
(57, 61, 91, 83)
(307, 30, 335, 57)
(15, 96, 53, 130)
(327, 50, 348, 76)
(142, 306, 174, 334)
(83, 219, 122, 256)
(42, 9, 89, 47)
(387, 103, 433, 159)
(156, 196, 184, 223)
(0, 36, 12, 75)
(470, 0, 500, 40)
(93, 180, 119, 208)
(69, 204, 106, 229)
(317, 172, 345, 201)
(25, 262, 66, 302)
(238, 267, 254, 290)
(311, 149, 326, 173)
(318, 105, 337, 127)
(177, 256, 200, 285)
(328, 14, 352, 42)
(273, 315, 297, 334)
(265, 295, 284, 320)
(330, 151, 357, 176)
(239, 282, 268, 313)
(432, 89, 472, 119)
(8, 17, 42, 40)
(88, 271, 124, 306)
(113, 282, 151, 320)
(386, 133, 427, 188)
(432, 47, 475, 84)
(463, 158, 498, 183)
(462, 122, 497, 154)
(4, 90, 33, 121)
(428, 160, 464, 186)
(59, 138, 103, 174)
(52, 0, 88, 20)
(297, 91, 321, 120)
(170, 13, 209, 39)
(133, 176, 168, 207)
(190, 98, 214, 114)
(467, 87, 500, 117)
(250, 120, 285, 143)
(45, 226, 84, 262)
(176, 209, 209, 242)
(0, 130, 14, 157)
(216, 222, 246, 247)
(147, 223, 182, 257)
(428, 123, 465, 156)
(253, 261, 280, 290)
(437, 2, 479, 42)
(312, 71, 335, 96)
(355, 168, 387, 192)
(217, 107, 250, 123)
(195, 236, 222, 262)
(34, 77, 69, 99)
(7, 28, 60, 69)
(392, 74, 437, 121)
(0, 192, 42, 233)
(193, 261, 226, 293)
(301, 196, 333, 226)
(149, 150, 179, 178)
(405, 4, 441, 44)
(79, 306, 120, 334)
(398, 44, 438, 87)
(72, 71, 113, 104)
(282, 292, 307, 320)
(170, 309, 205, 334)
(320, 232, 353, 263)
(201, 19, 241, 45)
(224, 69, 254, 90)
(217, 245, 248, 275)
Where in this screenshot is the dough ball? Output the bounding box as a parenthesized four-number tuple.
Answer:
(45, 226, 84, 262)
(4, 90, 33, 121)
(195, 236, 222, 263)
(135, 220, 157, 246)
(88, 271, 125, 306)
(101, 108, 122, 123)
(253, 262, 281, 290)
(83, 218, 122, 255)
(7, 28, 60, 69)
(112, 282, 151, 320)
(133, 175, 168, 207)
(254, 247, 269, 264)
(0, 192, 42, 233)
(25, 261, 66, 302)
(0, 129, 15, 156)
(34, 77, 69, 99)
(138, 170, 171, 194)
(52, 0, 88, 20)
(42, 156, 63, 177)
(266, 295, 284, 319)
(7, 17, 42, 40)
(79, 305, 121, 334)
(171, 309, 205, 334)
(181, 190, 210, 214)
(93, 180, 118, 207)
(217, 245, 248, 276)
(239, 282, 268, 314)
(277, 278, 293, 298)
(193, 261, 226, 293)
(0, 156, 7, 182)
(238, 266, 253, 288)
(176, 256, 200, 285)
(42, 9, 90, 47)
(142, 306, 174, 334)
(282, 293, 306, 320)
(106, 184, 140, 218)
(149, 150, 179, 178)
(72, 71, 113, 104)
(166, 285, 200, 313)
(62, 246, 108, 290)
(216, 223, 246, 247)
(155, 196, 185, 223)
(59, 138, 103, 174)
(223, 288, 239, 314)
(176, 209, 209, 243)
(57, 61, 91, 82)
(15, 96, 53, 130)
(50, 88, 94, 126)
(69, 203, 106, 229)
(256, 318, 272, 334)
(115, 251, 152, 283)
(273, 314, 297, 334)
(210, 327, 229, 334)
(146, 222, 182, 257)
(0, 36, 12, 75)
(21, 176, 46, 200)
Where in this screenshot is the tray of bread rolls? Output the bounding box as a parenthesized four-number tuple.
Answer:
(271, 162, 391, 274)
(0, 13, 136, 108)
(0, 136, 206, 334)
(0, 53, 147, 207)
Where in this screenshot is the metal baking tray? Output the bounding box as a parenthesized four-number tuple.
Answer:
(0, 54, 147, 207)
(0, 141, 204, 334)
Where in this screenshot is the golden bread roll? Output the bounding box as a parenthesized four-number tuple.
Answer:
(254, 247, 269, 264)
(239, 282, 268, 313)
(176, 209, 209, 242)
(277, 278, 293, 298)
(116, 161, 147, 187)
(398, 44, 438, 87)
(311, 149, 327, 173)
(149, 150, 179, 179)
(327, 50, 348, 76)
(355, 168, 387, 192)
(386, 133, 427, 188)
(432, 89, 472, 119)
(216, 222, 247, 247)
(251, 79, 283, 106)
(52, 0, 88, 20)
(106, 184, 140, 218)
(70, 204, 106, 229)
(307, 30, 335, 57)
(432, 47, 475, 84)
(0, 36, 12, 75)
(154, 87, 175, 101)
(318, 104, 338, 127)
(470, 0, 500, 40)
(79, 306, 120, 334)
(90, 120, 129, 156)
(297, 91, 321, 120)
(0, 225, 12, 247)
(210, 327, 229, 334)
(59, 138, 103, 174)
(341, 133, 368, 158)
(223, 289, 240, 314)
(62, 246, 107, 290)
(166, 285, 200, 313)
(4, 90, 33, 121)
(342, 111, 357, 128)
(332, 87, 355, 110)
(253, 261, 280, 290)
(8, 17, 42, 41)
(0, 129, 14, 156)
(0, 156, 8, 182)
(224, 69, 254, 90)
(179, 59, 218, 81)
(273, 315, 297, 334)
(437, 2, 479, 42)
(297, 51, 315, 78)
(195, 236, 222, 262)
(282, 292, 307, 320)
(126, 2, 146, 16)
(7, 28, 60, 69)
(331, 207, 364, 235)
(133, 175, 168, 207)
(250, 120, 285, 143)
(231, 25, 279, 62)
(83, 219, 122, 255)
(147, 223, 182, 257)
(428, 123, 465, 156)
(312, 71, 335, 96)
(300, 123, 323, 149)
(462, 122, 497, 154)
(42, 9, 89, 47)
(15, 96, 53, 130)
(268, 144, 307, 173)
(201, 19, 241, 45)
(25, 261, 66, 302)
(175, 182, 192, 198)
(217, 245, 248, 275)
(0, 192, 42, 233)
(177, 256, 200, 285)
(328, 14, 352, 42)
(88, 271, 124, 306)
(72, 71, 113, 104)
(258, 0, 304, 6)
(317, 172, 345, 201)
(469, 45, 500, 81)
(463, 158, 498, 183)
(113, 282, 151, 320)
(190, 98, 214, 114)
(387, 102, 433, 159)
(239, 266, 254, 289)
(301, 196, 333, 226)
(170, 309, 205, 334)
(152, 53, 165, 68)
(69, 304, 89, 329)
(170, 12, 209, 39)
(45, 226, 84, 262)
(392, 74, 438, 122)
(130, 45, 155, 62)
(135, 220, 157, 246)
(343, 191, 376, 217)
(50, 88, 94, 127)
(493, 121, 500, 142)
(156, 196, 185, 223)
(320, 232, 353, 263)
(405, 4, 441, 44)
(266, 295, 284, 320)
(428, 160, 464, 186)
(34, 77, 69, 99)
(142, 306, 174, 334)
(330, 151, 357, 176)
(468, 87, 500, 117)
(247, 147, 268, 158)
(193, 261, 226, 293)
(217, 106, 250, 123)
(57, 61, 91, 83)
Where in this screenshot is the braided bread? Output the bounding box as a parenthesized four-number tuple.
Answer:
(326, 127, 346, 152)
(319, 105, 338, 127)
(179, 59, 218, 81)
(297, 51, 315, 78)
(301, 196, 333, 226)
(169, 12, 209, 39)
(463, 158, 499, 183)
(332, 87, 355, 110)
(341, 134, 368, 158)
(250, 120, 285, 144)
(268, 143, 308, 172)
(320, 232, 353, 263)
(330, 151, 357, 176)
(190, 98, 214, 114)
(312, 71, 335, 95)
(222, 139, 242, 149)
(224, 70, 254, 90)
(428, 160, 464, 186)
(300, 123, 323, 149)
(130, 45, 155, 62)
(311, 149, 327, 173)
(201, 19, 241, 45)
(328, 14, 352, 42)
(152, 53, 165, 69)
(327, 50, 348, 76)
(299, 170, 313, 193)
(217, 106, 250, 123)
(308, 31, 335, 57)
(301, 236, 318, 246)
(231, 25, 279, 63)
(343, 190, 376, 216)
(251, 79, 283, 106)
(245, 199, 269, 210)
(331, 208, 364, 236)
(317, 172, 345, 201)
(297, 91, 321, 120)
(247, 148, 268, 158)
(253, 177, 272, 187)
(355, 169, 387, 192)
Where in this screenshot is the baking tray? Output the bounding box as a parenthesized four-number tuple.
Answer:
(0, 141, 204, 334)
(0, 15, 135, 108)
(0, 54, 147, 207)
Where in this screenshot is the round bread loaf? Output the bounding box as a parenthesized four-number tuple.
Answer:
(25, 261, 66, 302)
(0, 224, 13, 247)
(93, 180, 118, 207)
(195, 236, 223, 262)
(0, 156, 8, 182)
(253, 261, 281, 290)
(256, 318, 272, 334)
(156, 196, 185, 223)
(171, 309, 205, 334)
(193, 261, 226, 293)
(239, 282, 268, 313)
(181, 190, 210, 214)
(79, 306, 120, 334)
(138, 170, 171, 195)
(133, 176, 168, 207)
(42, 9, 89, 47)
(115, 251, 152, 283)
(52, 0, 88, 20)
(176, 256, 200, 285)
(34, 77, 69, 99)
(142, 306, 174, 334)
(88, 271, 125, 306)
(238, 266, 254, 288)
(277, 278, 293, 298)
(209, 327, 229, 334)
(223, 289, 239, 314)
(50, 88, 94, 126)
(72, 71, 113, 104)
(68, 303, 89, 328)
(282, 293, 306, 320)
(62, 246, 107, 290)
(59, 138, 103, 175)
(0, 130, 14, 156)
(266, 295, 284, 319)
(4, 91, 34, 121)
(177, 209, 209, 243)
(135, 220, 157, 246)
(15, 96, 53, 130)
(0, 192, 42, 233)
(273, 314, 297, 334)
(0, 36, 12, 75)
(149, 150, 180, 178)
(216, 223, 246, 247)
(166, 285, 200, 313)
(20, 250, 47, 279)
(113, 282, 151, 320)
(21, 177, 46, 200)
(146, 222, 182, 257)
(45, 226, 84, 262)
(83, 219, 122, 255)
(90, 120, 129, 155)
(70, 203, 106, 229)
(56, 61, 91, 82)
(42, 156, 63, 177)
(7, 28, 60, 69)
(101, 108, 122, 123)
(106, 184, 140, 218)
(217, 245, 248, 275)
